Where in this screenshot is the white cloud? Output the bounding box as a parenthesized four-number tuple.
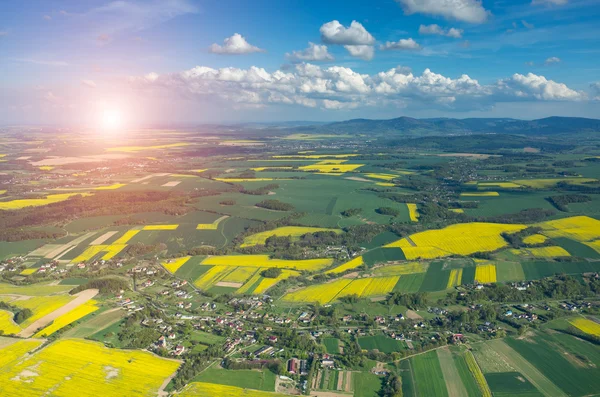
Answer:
(496, 73, 584, 100)
(130, 64, 585, 113)
(545, 56, 561, 65)
(396, 0, 490, 24)
(521, 20, 534, 29)
(320, 20, 375, 45)
(380, 38, 421, 51)
(419, 24, 463, 38)
(532, 0, 568, 5)
(43, 15, 52, 20)
(344, 45, 375, 60)
(81, 80, 97, 88)
(209, 33, 265, 55)
(286, 42, 333, 62)
(525, 61, 535, 66)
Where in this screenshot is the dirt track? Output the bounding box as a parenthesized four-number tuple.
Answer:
(18, 289, 99, 338)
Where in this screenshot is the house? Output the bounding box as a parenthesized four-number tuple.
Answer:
(287, 358, 299, 374)
(173, 345, 185, 356)
(268, 336, 278, 344)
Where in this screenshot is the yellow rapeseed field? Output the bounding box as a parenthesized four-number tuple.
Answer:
(101, 244, 127, 260)
(363, 173, 398, 180)
(179, 382, 287, 397)
(33, 300, 99, 337)
(71, 244, 126, 262)
(325, 256, 364, 274)
(142, 224, 179, 230)
(537, 216, 600, 242)
(0, 339, 180, 397)
(93, 183, 126, 190)
(447, 269, 463, 288)
(523, 234, 547, 245)
(197, 215, 229, 230)
(450, 208, 464, 213)
(162, 257, 191, 273)
(222, 267, 258, 283)
(283, 279, 352, 304)
(372, 262, 427, 276)
(113, 230, 140, 244)
(251, 166, 293, 171)
(12, 295, 75, 328)
(236, 269, 264, 294)
(194, 265, 231, 289)
(201, 255, 333, 271)
(38, 166, 54, 171)
(273, 154, 358, 159)
(376, 182, 396, 187)
(298, 164, 364, 173)
(584, 240, 600, 254)
(0, 310, 21, 334)
(407, 203, 419, 222)
(106, 142, 189, 152)
(510, 246, 570, 257)
(252, 269, 300, 295)
(475, 264, 497, 283)
(460, 191, 500, 197)
(20, 268, 37, 275)
(569, 317, 600, 337)
(241, 226, 342, 247)
(214, 178, 282, 182)
(478, 182, 522, 188)
(386, 223, 526, 259)
(0, 340, 43, 368)
(0, 193, 91, 210)
(513, 178, 597, 188)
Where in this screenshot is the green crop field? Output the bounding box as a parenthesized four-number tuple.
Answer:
(451, 348, 484, 397)
(362, 247, 406, 266)
(419, 262, 450, 292)
(358, 334, 406, 353)
(192, 368, 276, 391)
(496, 261, 526, 282)
(554, 237, 600, 258)
(399, 359, 417, 397)
(393, 272, 426, 293)
(322, 337, 340, 354)
(353, 372, 383, 397)
(485, 372, 543, 397)
(410, 350, 449, 397)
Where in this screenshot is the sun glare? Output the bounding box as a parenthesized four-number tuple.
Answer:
(100, 109, 123, 131)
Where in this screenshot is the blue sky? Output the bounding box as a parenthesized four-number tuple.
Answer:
(1, 0, 599, 125)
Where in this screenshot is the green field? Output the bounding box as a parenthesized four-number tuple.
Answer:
(485, 372, 543, 397)
(410, 350, 449, 397)
(496, 261, 526, 282)
(451, 348, 485, 397)
(393, 273, 426, 293)
(353, 372, 383, 397)
(362, 247, 406, 266)
(419, 262, 450, 292)
(358, 334, 406, 353)
(192, 367, 276, 391)
(322, 337, 340, 354)
(554, 237, 600, 259)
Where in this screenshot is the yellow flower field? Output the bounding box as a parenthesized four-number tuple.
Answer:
(93, 183, 126, 190)
(241, 226, 342, 247)
(372, 262, 427, 276)
(510, 246, 570, 257)
(38, 166, 54, 171)
(71, 244, 127, 262)
(0, 310, 21, 334)
(0, 193, 91, 210)
(407, 203, 419, 222)
(570, 317, 600, 337)
(106, 142, 189, 152)
(251, 166, 293, 171)
(197, 215, 229, 230)
(283, 279, 352, 304)
(465, 351, 493, 397)
(447, 269, 463, 288)
(584, 240, 600, 254)
(478, 182, 522, 188)
(273, 154, 358, 159)
(252, 270, 300, 295)
(194, 265, 231, 289)
(298, 163, 363, 173)
(475, 264, 497, 283)
(450, 208, 464, 213)
(460, 191, 500, 197)
(325, 256, 364, 274)
(215, 178, 279, 182)
(142, 224, 179, 230)
(523, 234, 547, 245)
(222, 267, 258, 283)
(162, 256, 191, 273)
(12, 295, 75, 328)
(513, 178, 597, 188)
(0, 340, 43, 368)
(537, 216, 600, 242)
(363, 173, 398, 180)
(113, 230, 140, 244)
(20, 268, 37, 275)
(179, 382, 287, 397)
(0, 339, 181, 397)
(386, 222, 526, 259)
(202, 255, 333, 271)
(236, 269, 264, 294)
(33, 300, 99, 337)
(376, 182, 395, 187)
(101, 244, 127, 260)
(283, 276, 398, 304)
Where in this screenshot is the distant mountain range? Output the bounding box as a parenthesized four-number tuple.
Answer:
(291, 116, 600, 137)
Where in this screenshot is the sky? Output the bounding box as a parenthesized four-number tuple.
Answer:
(1, 0, 599, 126)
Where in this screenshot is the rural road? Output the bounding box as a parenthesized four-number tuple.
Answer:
(18, 289, 99, 338)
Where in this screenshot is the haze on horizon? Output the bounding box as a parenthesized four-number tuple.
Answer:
(1, 0, 600, 127)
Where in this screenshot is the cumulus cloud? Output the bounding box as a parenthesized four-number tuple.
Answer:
(545, 56, 561, 65)
(320, 20, 375, 45)
(129, 63, 585, 113)
(496, 73, 584, 100)
(209, 33, 265, 55)
(380, 38, 421, 51)
(532, 0, 568, 5)
(396, 0, 490, 24)
(419, 24, 463, 38)
(286, 42, 334, 62)
(344, 45, 375, 60)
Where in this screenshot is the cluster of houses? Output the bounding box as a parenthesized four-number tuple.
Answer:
(287, 358, 308, 375)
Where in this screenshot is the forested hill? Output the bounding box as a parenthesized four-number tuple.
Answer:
(298, 116, 600, 137)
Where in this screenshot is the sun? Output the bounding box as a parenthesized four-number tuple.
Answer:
(100, 109, 123, 131)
